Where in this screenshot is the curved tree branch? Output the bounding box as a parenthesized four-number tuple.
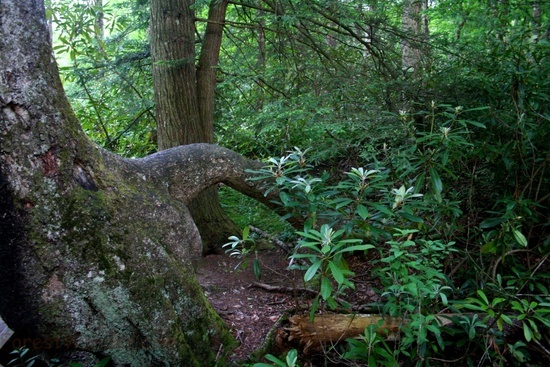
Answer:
(134, 143, 302, 228)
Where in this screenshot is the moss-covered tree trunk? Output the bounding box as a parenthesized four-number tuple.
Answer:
(150, 0, 236, 254)
(0, 1, 273, 365)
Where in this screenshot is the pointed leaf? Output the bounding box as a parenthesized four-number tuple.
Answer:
(304, 260, 322, 282)
(332, 198, 354, 209)
(321, 277, 332, 300)
(310, 295, 319, 321)
(461, 119, 486, 128)
(398, 211, 424, 223)
(265, 354, 287, 367)
(480, 217, 505, 229)
(512, 229, 528, 247)
(356, 204, 369, 220)
(328, 261, 345, 284)
(253, 259, 262, 280)
(368, 202, 394, 216)
(429, 166, 443, 202)
(337, 244, 375, 253)
(523, 324, 532, 342)
(477, 290, 489, 306)
(242, 226, 250, 240)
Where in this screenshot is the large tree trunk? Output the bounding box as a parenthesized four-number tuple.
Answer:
(150, 0, 236, 254)
(0, 1, 275, 365)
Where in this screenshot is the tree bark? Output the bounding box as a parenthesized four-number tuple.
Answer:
(401, 0, 423, 73)
(150, 0, 236, 253)
(286, 314, 405, 354)
(284, 313, 457, 354)
(0, 1, 276, 365)
(150, 0, 201, 148)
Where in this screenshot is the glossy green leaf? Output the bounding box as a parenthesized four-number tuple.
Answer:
(253, 258, 262, 280)
(304, 260, 322, 282)
(429, 166, 443, 203)
(398, 211, 424, 223)
(328, 261, 345, 284)
(321, 277, 332, 300)
(512, 229, 528, 247)
(286, 349, 298, 367)
(368, 202, 394, 216)
(337, 244, 375, 254)
(480, 217, 505, 228)
(477, 290, 489, 305)
(356, 204, 369, 220)
(265, 354, 287, 367)
(242, 225, 250, 240)
(523, 323, 532, 342)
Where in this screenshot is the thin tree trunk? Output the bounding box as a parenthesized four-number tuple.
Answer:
(256, 9, 267, 109)
(192, 0, 238, 253)
(423, 0, 429, 38)
(94, 0, 104, 40)
(197, 0, 229, 142)
(401, 0, 422, 73)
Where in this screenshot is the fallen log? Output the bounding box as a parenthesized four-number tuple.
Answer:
(285, 313, 456, 354)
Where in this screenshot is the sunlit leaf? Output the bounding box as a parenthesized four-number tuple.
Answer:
(242, 225, 250, 240)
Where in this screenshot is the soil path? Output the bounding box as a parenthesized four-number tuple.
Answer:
(197, 247, 304, 362)
(196, 246, 379, 364)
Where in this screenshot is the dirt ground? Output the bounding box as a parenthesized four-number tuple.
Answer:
(197, 246, 300, 362)
(196, 245, 380, 364)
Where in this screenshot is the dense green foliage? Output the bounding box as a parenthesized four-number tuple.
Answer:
(47, 0, 549, 365)
(47, 0, 154, 156)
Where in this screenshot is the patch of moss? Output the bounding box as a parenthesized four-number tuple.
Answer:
(58, 187, 115, 274)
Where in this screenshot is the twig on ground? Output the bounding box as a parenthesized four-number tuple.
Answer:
(250, 226, 308, 266)
(250, 282, 349, 305)
(250, 226, 293, 254)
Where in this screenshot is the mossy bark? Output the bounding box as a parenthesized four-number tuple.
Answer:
(0, 1, 275, 365)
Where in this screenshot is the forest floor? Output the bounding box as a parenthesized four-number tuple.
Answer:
(197, 246, 301, 363)
(196, 245, 380, 365)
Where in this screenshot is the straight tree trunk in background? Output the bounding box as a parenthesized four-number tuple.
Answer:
(94, 0, 104, 39)
(401, 0, 423, 73)
(400, 0, 429, 112)
(150, 0, 236, 253)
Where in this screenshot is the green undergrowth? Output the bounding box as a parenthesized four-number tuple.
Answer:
(219, 186, 294, 239)
(234, 103, 549, 367)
